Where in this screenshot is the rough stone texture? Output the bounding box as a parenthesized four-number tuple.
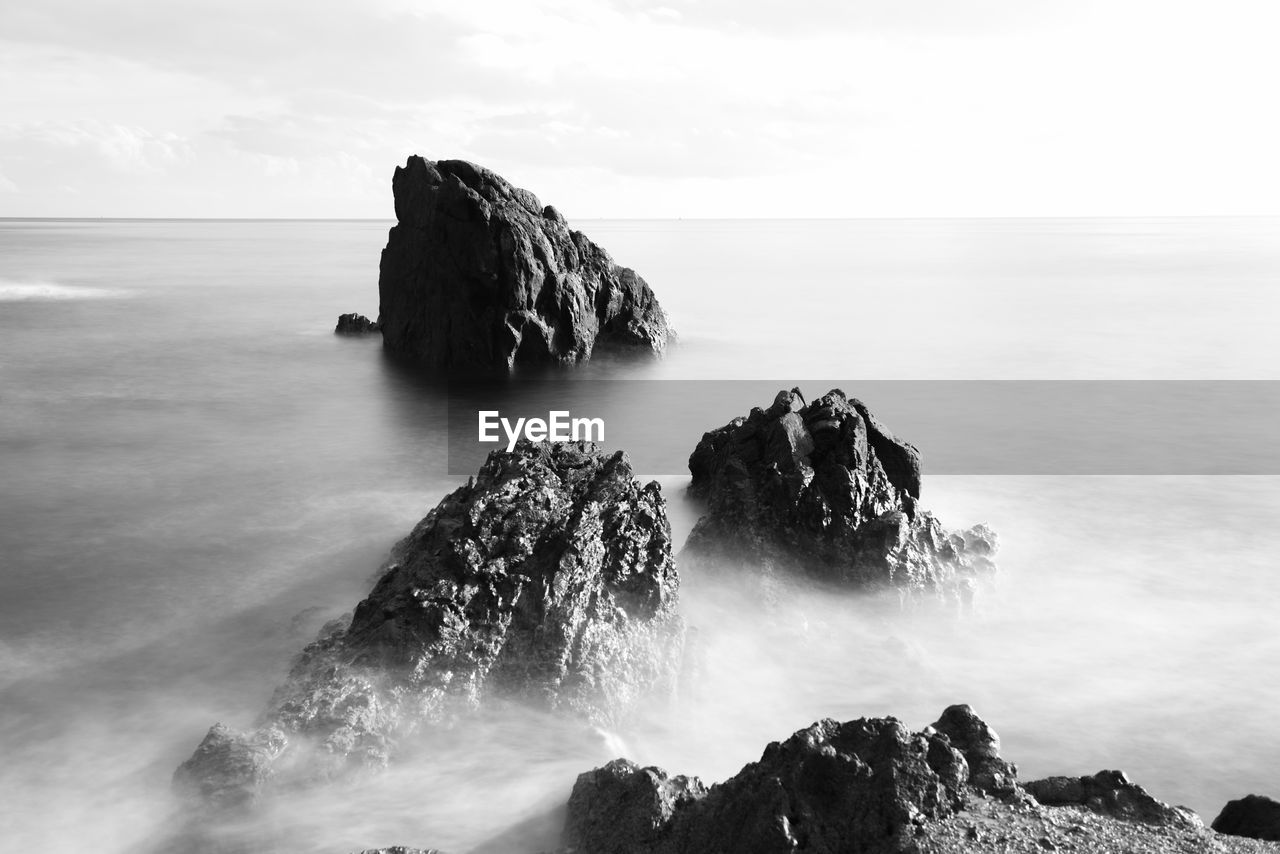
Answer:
(172, 723, 287, 810)
(930, 704, 1019, 798)
(1214, 795, 1280, 841)
(564, 712, 973, 854)
(176, 441, 683, 809)
(910, 793, 1274, 854)
(683, 388, 997, 597)
(566, 760, 708, 854)
(377, 156, 671, 371)
(1023, 770, 1201, 827)
(336, 312, 381, 334)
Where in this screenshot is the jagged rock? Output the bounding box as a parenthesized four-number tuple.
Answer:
(376, 156, 671, 370)
(1212, 794, 1280, 841)
(683, 388, 997, 596)
(566, 760, 707, 854)
(929, 704, 1019, 798)
(336, 312, 381, 334)
(1024, 770, 1201, 827)
(176, 441, 683, 810)
(564, 711, 974, 854)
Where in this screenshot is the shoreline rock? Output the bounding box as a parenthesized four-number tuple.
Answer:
(682, 388, 997, 600)
(377, 156, 671, 371)
(1214, 795, 1280, 842)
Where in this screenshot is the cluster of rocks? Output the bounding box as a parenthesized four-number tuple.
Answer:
(178, 159, 1278, 853)
(350, 156, 671, 371)
(557, 704, 1241, 854)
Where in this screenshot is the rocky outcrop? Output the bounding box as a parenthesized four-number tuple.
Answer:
(1023, 770, 1201, 827)
(345, 708, 1253, 854)
(336, 312, 381, 334)
(376, 156, 671, 371)
(683, 388, 997, 597)
(564, 708, 978, 854)
(1213, 794, 1280, 841)
(175, 441, 684, 810)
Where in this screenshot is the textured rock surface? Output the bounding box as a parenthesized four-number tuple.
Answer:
(683, 388, 997, 596)
(1214, 795, 1280, 841)
(1023, 770, 1201, 827)
(176, 441, 683, 809)
(336, 312, 381, 334)
(930, 704, 1019, 798)
(353, 709, 1271, 854)
(377, 156, 670, 370)
(564, 711, 974, 854)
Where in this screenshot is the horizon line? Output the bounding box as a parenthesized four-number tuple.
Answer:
(3, 214, 1279, 223)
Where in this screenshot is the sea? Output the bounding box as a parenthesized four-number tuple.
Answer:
(1, 216, 1278, 853)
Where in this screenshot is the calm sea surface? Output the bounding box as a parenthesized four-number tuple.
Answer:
(1, 217, 1278, 852)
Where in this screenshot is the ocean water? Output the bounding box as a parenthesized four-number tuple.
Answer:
(1, 217, 1278, 852)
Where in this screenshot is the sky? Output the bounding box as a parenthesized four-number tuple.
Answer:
(1, 0, 1278, 218)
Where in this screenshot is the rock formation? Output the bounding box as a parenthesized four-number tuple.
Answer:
(376, 156, 671, 371)
(1023, 770, 1201, 827)
(565, 709, 975, 854)
(175, 442, 684, 811)
(1213, 794, 1280, 841)
(336, 312, 381, 334)
(683, 388, 997, 597)
(558, 706, 1220, 854)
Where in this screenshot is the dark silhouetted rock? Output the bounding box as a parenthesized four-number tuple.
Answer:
(177, 442, 684, 811)
(683, 388, 997, 597)
(336, 312, 381, 334)
(930, 704, 1019, 798)
(1213, 794, 1280, 841)
(564, 711, 974, 854)
(377, 156, 671, 371)
(355, 849, 442, 854)
(1024, 770, 1201, 827)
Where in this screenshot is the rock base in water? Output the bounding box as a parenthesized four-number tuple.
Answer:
(683, 388, 997, 599)
(377, 156, 670, 371)
(336, 312, 381, 334)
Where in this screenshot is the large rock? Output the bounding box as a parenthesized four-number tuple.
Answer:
(564, 709, 976, 854)
(377, 156, 671, 371)
(683, 388, 997, 597)
(1212, 794, 1280, 841)
(175, 441, 684, 810)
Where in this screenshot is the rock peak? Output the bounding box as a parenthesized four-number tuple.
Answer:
(377, 155, 671, 371)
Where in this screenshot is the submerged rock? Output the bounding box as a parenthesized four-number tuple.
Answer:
(377, 156, 671, 371)
(175, 441, 683, 810)
(1023, 770, 1201, 827)
(1212, 794, 1280, 841)
(336, 312, 381, 334)
(683, 388, 997, 597)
